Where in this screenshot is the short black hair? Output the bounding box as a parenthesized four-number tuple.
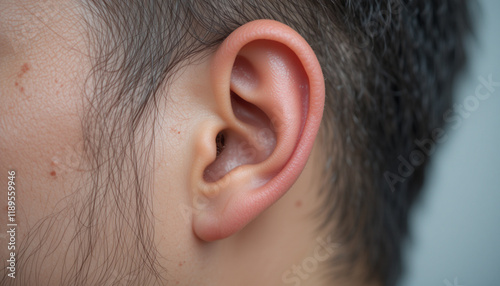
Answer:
(5, 1, 473, 285)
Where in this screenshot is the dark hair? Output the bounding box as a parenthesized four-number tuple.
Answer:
(3, 0, 472, 285)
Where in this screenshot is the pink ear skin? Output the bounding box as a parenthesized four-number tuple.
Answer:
(192, 20, 325, 241)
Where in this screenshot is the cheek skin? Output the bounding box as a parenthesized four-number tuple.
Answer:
(151, 71, 203, 284)
(151, 59, 221, 285)
(0, 39, 87, 221)
(0, 0, 91, 279)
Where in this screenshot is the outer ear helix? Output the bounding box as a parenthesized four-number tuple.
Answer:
(191, 19, 325, 241)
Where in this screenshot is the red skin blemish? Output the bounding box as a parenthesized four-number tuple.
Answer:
(15, 81, 24, 93)
(295, 200, 302, 208)
(50, 171, 56, 177)
(21, 63, 29, 73)
(171, 127, 181, 135)
(17, 63, 30, 78)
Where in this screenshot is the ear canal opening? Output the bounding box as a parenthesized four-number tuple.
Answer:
(215, 131, 226, 157)
(203, 92, 277, 183)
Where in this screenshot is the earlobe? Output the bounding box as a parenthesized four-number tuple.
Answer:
(191, 20, 325, 241)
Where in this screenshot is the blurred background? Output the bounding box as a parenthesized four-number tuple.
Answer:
(400, 0, 500, 285)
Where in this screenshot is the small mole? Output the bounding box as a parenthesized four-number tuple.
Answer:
(14, 82, 18, 86)
(177, 131, 180, 134)
(295, 200, 302, 208)
(50, 171, 56, 177)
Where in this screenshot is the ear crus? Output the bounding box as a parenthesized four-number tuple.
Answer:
(191, 20, 325, 241)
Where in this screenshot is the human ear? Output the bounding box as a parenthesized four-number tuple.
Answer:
(190, 20, 325, 241)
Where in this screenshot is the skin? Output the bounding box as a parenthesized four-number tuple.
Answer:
(0, 0, 91, 282)
(0, 1, 350, 285)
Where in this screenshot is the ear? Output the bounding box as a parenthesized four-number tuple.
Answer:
(191, 20, 324, 241)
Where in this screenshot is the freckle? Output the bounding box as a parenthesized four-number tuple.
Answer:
(50, 171, 56, 177)
(295, 200, 302, 208)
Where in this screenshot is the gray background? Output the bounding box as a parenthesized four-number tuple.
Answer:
(400, 0, 500, 286)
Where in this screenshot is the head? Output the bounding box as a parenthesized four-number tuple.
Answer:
(0, 0, 471, 285)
